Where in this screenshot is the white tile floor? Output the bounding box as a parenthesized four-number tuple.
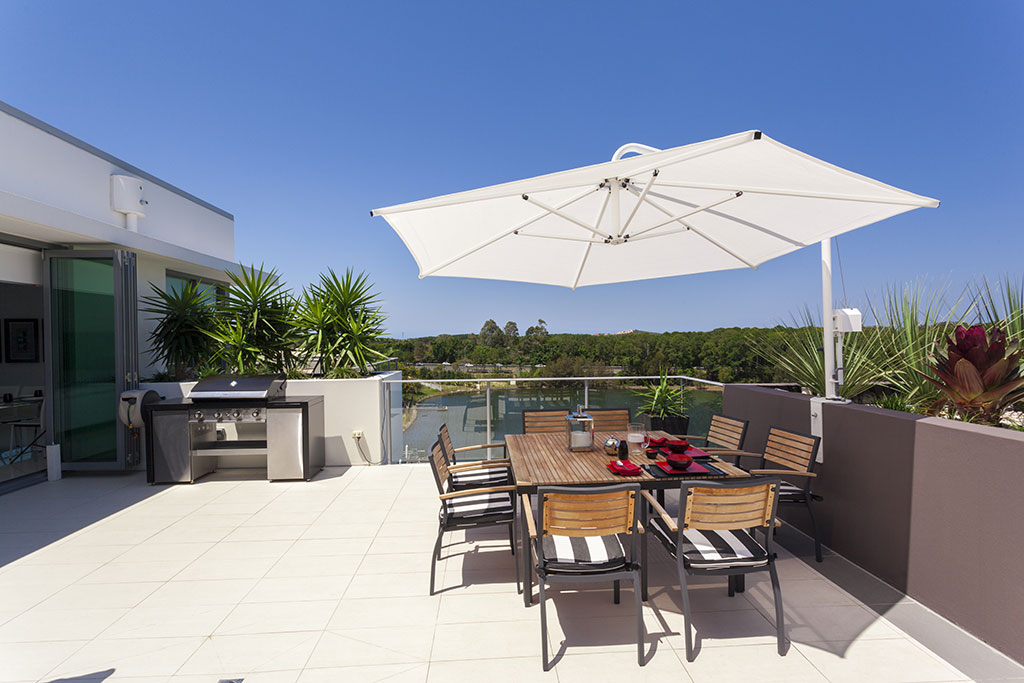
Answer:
(0, 465, 1010, 682)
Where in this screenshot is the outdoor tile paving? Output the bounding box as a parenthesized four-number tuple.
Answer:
(0, 465, 1019, 682)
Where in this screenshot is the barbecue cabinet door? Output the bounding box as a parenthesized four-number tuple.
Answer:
(43, 250, 138, 470)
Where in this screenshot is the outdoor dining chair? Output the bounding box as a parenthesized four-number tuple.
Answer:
(521, 484, 646, 670)
(710, 427, 824, 562)
(427, 439, 518, 595)
(676, 414, 750, 453)
(588, 408, 631, 432)
(522, 409, 569, 433)
(643, 478, 785, 661)
(438, 422, 506, 464)
(437, 423, 512, 489)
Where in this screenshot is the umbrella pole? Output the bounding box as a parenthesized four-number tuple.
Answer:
(821, 239, 839, 399)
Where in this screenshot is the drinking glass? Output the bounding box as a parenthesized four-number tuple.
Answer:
(626, 422, 647, 457)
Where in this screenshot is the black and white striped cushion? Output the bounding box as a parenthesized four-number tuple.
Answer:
(451, 467, 511, 487)
(777, 482, 807, 500)
(541, 534, 626, 573)
(444, 491, 514, 520)
(679, 528, 768, 569)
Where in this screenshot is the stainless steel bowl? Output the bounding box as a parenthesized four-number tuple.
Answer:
(603, 437, 620, 455)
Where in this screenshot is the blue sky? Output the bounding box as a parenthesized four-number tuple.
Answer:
(1, 2, 1021, 337)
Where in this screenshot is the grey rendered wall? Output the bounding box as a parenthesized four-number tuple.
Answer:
(722, 384, 1024, 664)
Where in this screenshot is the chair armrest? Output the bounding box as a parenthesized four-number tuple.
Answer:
(521, 494, 538, 539)
(673, 434, 709, 442)
(453, 443, 505, 453)
(751, 469, 816, 478)
(636, 520, 645, 534)
(641, 491, 677, 533)
(439, 485, 514, 500)
(448, 460, 510, 472)
(707, 449, 761, 460)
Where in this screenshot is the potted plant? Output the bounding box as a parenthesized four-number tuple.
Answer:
(634, 372, 690, 434)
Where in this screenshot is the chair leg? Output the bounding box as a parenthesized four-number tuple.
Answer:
(678, 564, 695, 662)
(805, 499, 823, 562)
(508, 522, 515, 555)
(640, 506, 649, 602)
(512, 522, 521, 595)
(727, 574, 735, 597)
(539, 581, 549, 671)
(429, 525, 444, 596)
(633, 575, 645, 666)
(613, 579, 620, 604)
(768, 563, 786, 656)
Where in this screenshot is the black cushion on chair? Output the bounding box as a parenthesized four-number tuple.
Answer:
(444, 491, 514, 520)
(451, 467, 511, 487)
(777, 482, 807, 501)
(680, 528, 768, 570)
(540, 534, 626, 573)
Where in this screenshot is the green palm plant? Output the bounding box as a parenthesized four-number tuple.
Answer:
(294, 268, 387, 375)
(974, 276, 1024, 343)
(747, 307, 892, 399)
(635, 371, 685, 418)
(141, 281, 217, 380)
(868, 280, 970, 411)
(214, 264, 299, 373)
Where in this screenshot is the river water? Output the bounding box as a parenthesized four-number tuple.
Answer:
(399, 386, 722, 462)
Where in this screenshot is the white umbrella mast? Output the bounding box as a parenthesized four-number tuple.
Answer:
(372, 131, 939, 399)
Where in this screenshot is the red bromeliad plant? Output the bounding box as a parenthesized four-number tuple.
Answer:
(919, 324, 1024, 424)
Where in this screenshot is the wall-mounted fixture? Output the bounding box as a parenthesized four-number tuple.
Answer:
(110, 174, 148, 231)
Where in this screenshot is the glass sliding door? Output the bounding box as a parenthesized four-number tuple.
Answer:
(44, 251, 137, 470)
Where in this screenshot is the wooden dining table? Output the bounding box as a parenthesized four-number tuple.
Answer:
(506, 430, 750, 606)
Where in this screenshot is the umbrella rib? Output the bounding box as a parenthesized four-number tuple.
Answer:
(571, 189, 612, 289)
(618, 171, 658, 237)
(653, 180, 934, 207)
(639, 194, 757, 269)
(633, 185, 805, 248)
(514, 233, 604, 244)
(627, 192, 742, 238)
(522, 195, 610, 239)
(419, 186, 596, 277)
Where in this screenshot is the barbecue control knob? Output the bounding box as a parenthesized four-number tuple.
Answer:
(232, 409, 241, 419)
(194, 410, 203, 421)
(251, 409, 261, 419)
(213, 411, 222, 420)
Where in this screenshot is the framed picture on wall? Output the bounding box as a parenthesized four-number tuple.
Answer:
(4, 319, 40, 363)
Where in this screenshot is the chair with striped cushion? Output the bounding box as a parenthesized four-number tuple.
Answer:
(711, 426, 823, 562)
(588, 408, 631, 432)
(642, 478, 785, 661)
(522, 484, 646, 670)
(438, 422, 507, 465)
(522, 409, 569, 434)
(676, 414, 750, 453)
(428, 439, 518, 595)
(437, 424, 512, 489)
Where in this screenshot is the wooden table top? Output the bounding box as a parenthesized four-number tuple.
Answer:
(506, 430, 749, 490)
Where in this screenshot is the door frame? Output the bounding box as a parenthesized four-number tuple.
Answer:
(43, 249, 138, 471)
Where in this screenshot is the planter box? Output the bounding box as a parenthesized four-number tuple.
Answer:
(643, 413, 690, 435)
(723, 384, 1024, 664)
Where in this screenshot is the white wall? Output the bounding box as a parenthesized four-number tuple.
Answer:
(0, 243, 41, 286)
(140, 372, 402, 468)
(0, 106, 234, 261)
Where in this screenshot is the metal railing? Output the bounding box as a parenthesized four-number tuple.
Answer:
(382, 374, 724, 464)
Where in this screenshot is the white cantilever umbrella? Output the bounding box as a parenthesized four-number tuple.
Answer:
(371, 130, 939, 398)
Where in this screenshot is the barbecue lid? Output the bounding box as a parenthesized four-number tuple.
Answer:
(188, 374, 286, 400)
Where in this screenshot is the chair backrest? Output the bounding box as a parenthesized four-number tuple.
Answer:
(537, 484, 641, 562)
(679, 479, 780, 534)
(437, 423, 455, 462)
(762, 427, 819, 474)
(705, 415, 749, 450)
(588, 408, 631, 432)
(522, 409, 569, 434)
(428, 439, 451, 495)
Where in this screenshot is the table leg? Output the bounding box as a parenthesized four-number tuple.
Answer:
(521, 492, 531, 607)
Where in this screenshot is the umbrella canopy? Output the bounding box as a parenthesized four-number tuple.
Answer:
(371, 130, 938, 289)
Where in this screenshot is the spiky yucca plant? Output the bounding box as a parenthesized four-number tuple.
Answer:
(919, 324, 1024, 424)
(141, 281, 217, 380)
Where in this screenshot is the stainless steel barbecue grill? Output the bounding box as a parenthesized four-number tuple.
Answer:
(146, 375, 324, 483)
